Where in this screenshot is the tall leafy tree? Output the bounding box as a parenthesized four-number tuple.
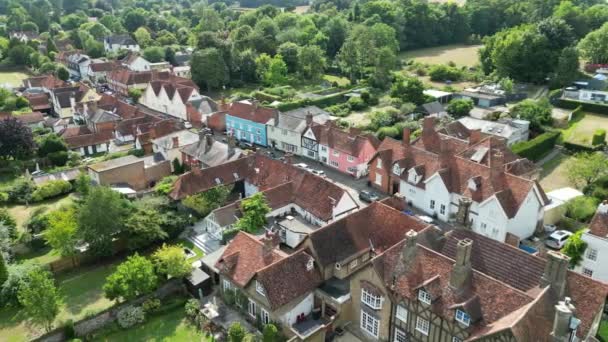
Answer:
(578, 22, 608, 64)
(297, 45, 326, 81)
(566, 152, 608, 189)
(45, 206, 78, 258)
(390, 75, 425, 105)
(277, 42, 299, 73)
(78, 187, 130, 256)
(235, 193, 271, 233)
(191, 48, 229, 91)
(152, 244, 192, 279)
(18, 270, 59, 332)
(103, 254, 157, 302)
(0, 252, 7, 286)
(0, 117, 35, 160)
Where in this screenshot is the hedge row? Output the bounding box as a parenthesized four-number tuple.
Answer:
(274, 89, 357, 111)
(557, 98, 608, 115)
(563, 141, 604, 152)
(31, 179, 72, 202)
(252, 91, 281, 103)
(511, 131, 561, 162)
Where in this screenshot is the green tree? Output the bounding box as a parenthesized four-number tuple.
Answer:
(578, 22, 608, 64)
(191, 48, 229, 91)
(56, 66, 69, 81)
(0, 117, 35, 160)
(551, 46, 579, 88)
(277, 42, 299, 73)
(104, 254, 157, 302)
(510, 99, 552, 131)
(143, 46, 165, 63)
(370, 47, 397, 89)
(235, 193, 271, 233)
(566, 196, 599, 222)
(260, 54, 288, 86)
(122, 8, 147, 32)
(566, 152, 608, 189)
(78, 187, 130, 256)
(74, 173, 91, 197)
(447, 99, 474, 118)
(18, 270, 59, 332)
(562, 230, 587, 266)
(124, 207, 168, 250)
(0, 252, 7, 286)
(390, 75, 425, 105)
(182, 185, 232, 217)
(263, 324, 279, 342)
(152, 244, 192, 279)
(133, 27, 152, 48)
(298, 45, 326, 81)
(229, 322, 247, 342)
(37, 133, 67, 158)
(45, 206, 78, 257)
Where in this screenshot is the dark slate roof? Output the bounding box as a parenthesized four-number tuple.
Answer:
(105, 34, 137, 46)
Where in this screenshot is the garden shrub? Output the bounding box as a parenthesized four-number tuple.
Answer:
(511, 132, 560, 162)
(428, 64, 463, 82)
(184, 298, 200, 321)
(563, 141, 602, 152)
(154, 175, 178, 196)
(128, 149, 145, 157)
(562, 230, 587, 267)
(116, 305, 145, 329)
(222, 227, 241, 244)
(31, 180, 72, 202)
(0, 263, 39, 307)
(376, 126, 400, 140)
(142, 298, 161, 313)
(47, 151, 69, 166)
(63, 319, 75, 339)
(0, 192, 8, 203)
(592, 129, 606, 146)
(347, 96, 367, 111)
(557, 98, 608, 114)
(566, 196, 599, 222)
(325, 103, 351, 117)
(8, 178, 35, 204)
(26, 207, 49, 234)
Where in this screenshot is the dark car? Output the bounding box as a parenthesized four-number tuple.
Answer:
(359, 190, 379, 203)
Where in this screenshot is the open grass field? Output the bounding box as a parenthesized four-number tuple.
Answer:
(539, 152, 575, 192)
(562, 112, 608, 146)
(93, 303, 209, 342)
(0, 262, 118, 341)
(0, 69, 31, 88)
(400, 44, 482, 67)
(6, 194, 74, 235)
(598, 319, 608, 341)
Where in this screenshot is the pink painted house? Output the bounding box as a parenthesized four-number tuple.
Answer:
(302, 122, 380, 178)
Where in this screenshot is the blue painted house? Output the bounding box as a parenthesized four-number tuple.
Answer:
(225, 101, 277, 147)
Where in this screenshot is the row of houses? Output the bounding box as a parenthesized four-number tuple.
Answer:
(169, 154, 607, 342)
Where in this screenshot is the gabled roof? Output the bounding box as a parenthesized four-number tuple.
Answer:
(63, 130, 114, 149)
(105, 34, 137, 46)
(215, 232, 286, 288)
(90, 61, 117, 72)
(310, 122, 380, 156)
(589, 202, 608, 238)
(24, 93, 51, 110)
(23, 74, 68, 89)
(14, 112, 44, 124)
(268, 106, 331, 132)
(309, 201, 430, 267)
(180, 135, 242, 168)
(227, 101, 277, 124)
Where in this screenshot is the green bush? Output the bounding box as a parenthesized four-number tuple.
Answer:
(31, 180, 72, 202)
(563, 141, 603, 152)
(222, 227, 241, 244)
(128, 149, 145, 157)
(592, 129, 606, 146)
(511, 132, 560, 162)
(252, 91, 281, 103)
(325, 103, 351, 117)
(566, 196, 599, 222)
(347, 96, 367, 111)
(428, 64, 463, 82)
(64, 319, 75, 339)
(116, 305, 145, 329)
(47, 151, 69, 166)
(142, 298, 161, 313)
(376, 126, 400, 140)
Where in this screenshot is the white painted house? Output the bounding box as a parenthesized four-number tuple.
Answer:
(139, 76, 202, 121)
(104, 35, 140, 53)
(266, 106, 331, 155)
(152, 130, 199, 166)
(120, 53, 151, 72)
(393, 118, 547, 243)
(575, 201, 608, 282)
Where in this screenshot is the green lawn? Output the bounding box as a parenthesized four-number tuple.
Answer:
(562, 112, 608, 146)
(399, 44, 482, 67)
(93, 304, 209, 342)
(175, 238, 204, 261)
(0, 262, 118, 341)
(539, 152, 575, 192)
(6, 194, 74, 235)
(14, 246, 62, 266)
(0, 69, 31, 88)
(598, 319, 608, 342)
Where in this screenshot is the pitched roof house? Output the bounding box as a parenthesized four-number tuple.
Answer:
(50, 83, 100, 119)
(180, 133, 243, 169)
(104, 34, 140, 53)
(139, 74, 201, 121)
(575, 201, 608, 282)
(23, 74, 68, 92)
(368, 117, 547, 243)
(120, 52, 151, 72)
(61, 126, 114, 156)
(225, 101, 278, 147)
(302, 122, 380, 178)
(267, 106, 331, 155)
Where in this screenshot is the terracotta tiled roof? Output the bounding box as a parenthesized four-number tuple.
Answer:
(215, 232, 286, 287)
(23, 74, 67, 89)
(63, 130, 114, 149)
(61, 126, 92, 138)
(589, 203, 608, 238)
(24, 93, 51, 110)
(311, 122, 379, 156)
(227, 102, 277, 124)
(309, 202, 430, 267)
(15, 112, 44, 124)
(97, 94, 142, 120)
(90, 61, 117, 72)
(256, 250, 322, 309)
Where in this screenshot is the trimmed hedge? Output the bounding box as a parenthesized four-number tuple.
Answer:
(592, 129, 606, 146)
(31, 180, 72, 202)
(511, 132, 560, 162)
(252, 91, 281, 103)
(274, 89, 356, 111)
(557, 98, 608, 115)
(563, 141, 604, 152)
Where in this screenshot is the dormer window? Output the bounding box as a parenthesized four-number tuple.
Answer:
(467, 178, 478, 191)
(256, 280, 266, 297)
(418, 289, 432, 304)
(408, 168, 419, 184)
(306, 258, 314, 271)
(392, 163, 401, 176)
(455, 309, 470, 326)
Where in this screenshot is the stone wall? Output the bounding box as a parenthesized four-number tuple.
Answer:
(33, 279, 186, 342)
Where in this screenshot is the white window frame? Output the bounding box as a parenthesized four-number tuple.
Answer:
(256, 280, 266, 297)
(248, 299, 257, 318)
(418, 289, 431, 304)
(586, 248, 598, 261)
(394, 328, 407, 342)
(416, 317, 430, 336)
(347, 155, 355, 162)
(583, 267, 594, 277)
(452, 337, 463, 342)
(361, 288, 383, 310)
(392, 164, 401, 176)
(333, 150, 340, 157)
(330, 160, 339, 168)
(261, 308, 270, 325)
(375, 173, 382, 186)
(455, 309, 470, 326)
(376, 159, 382, 169)
(440, 204, 446, 215)
(222, 279, 232, 292)
(360, 311, 379, 338)
(430, 200, 435, 210)
(396, 304, 408, 323)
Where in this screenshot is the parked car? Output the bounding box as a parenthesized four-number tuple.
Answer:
(294, 163, 310, 170)
(416, 215, 435, 224)
(310, 169, 325, 177)
(543, 224, 557, 233)
(359, 190, 379, 203)
(545, 230, 573, 249)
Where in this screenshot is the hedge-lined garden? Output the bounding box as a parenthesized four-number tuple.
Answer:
(511, 131, 561, 162)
